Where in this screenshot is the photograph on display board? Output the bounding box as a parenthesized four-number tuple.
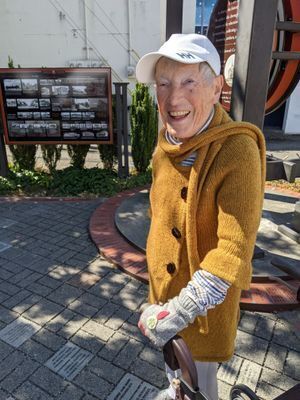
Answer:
(0, 68, 113, 144)
(21, 79, 38, 93)
(4, 79, 22, 93)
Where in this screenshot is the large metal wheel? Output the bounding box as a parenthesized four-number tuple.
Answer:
(230, 384, 260, 400)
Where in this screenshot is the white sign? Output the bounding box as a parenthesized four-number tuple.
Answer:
(283, 81, 300, 135)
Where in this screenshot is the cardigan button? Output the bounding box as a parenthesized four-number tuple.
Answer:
(171, 227, 181, 239)
(166, 262, 176, 274)
(181, 187, 188, 200)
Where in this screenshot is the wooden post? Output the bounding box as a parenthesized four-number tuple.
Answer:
(230, 0, 279, 129)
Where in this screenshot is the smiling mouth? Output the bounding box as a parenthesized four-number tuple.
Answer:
(169, 111, 190, 120)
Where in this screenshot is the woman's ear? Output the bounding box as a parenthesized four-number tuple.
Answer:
(213, 75, 224, 103)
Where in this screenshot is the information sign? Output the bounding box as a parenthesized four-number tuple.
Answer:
(0, 68, 113, 144)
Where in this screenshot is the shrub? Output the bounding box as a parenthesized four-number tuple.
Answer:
(130, 83, 157, 173)
(41, 145, 63, 173)
(67, 144, 90, 169)
(7, 56, 37, 171)
(98, 96, 117, 170)
(9, 145, 37, 171)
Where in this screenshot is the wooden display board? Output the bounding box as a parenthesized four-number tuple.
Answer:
(0, 68, 113, 144)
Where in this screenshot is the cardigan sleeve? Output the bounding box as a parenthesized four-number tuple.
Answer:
(200, 135, 264, 289)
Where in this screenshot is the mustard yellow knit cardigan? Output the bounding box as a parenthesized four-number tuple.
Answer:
(146, 104, 266, 361)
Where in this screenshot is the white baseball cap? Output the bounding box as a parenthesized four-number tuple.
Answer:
(136, 33, 221, 83)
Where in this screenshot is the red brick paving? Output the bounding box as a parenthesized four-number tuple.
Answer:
(89, 187, 148, 284)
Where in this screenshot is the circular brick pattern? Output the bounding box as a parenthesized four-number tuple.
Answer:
(89, 187, 148, 283)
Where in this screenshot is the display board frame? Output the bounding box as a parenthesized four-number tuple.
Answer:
(0, 67, 113, 145)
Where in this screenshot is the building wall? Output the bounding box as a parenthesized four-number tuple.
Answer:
(0, 0, 196, 89)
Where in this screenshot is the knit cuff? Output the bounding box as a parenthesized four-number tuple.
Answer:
(178, 288, 206, 322)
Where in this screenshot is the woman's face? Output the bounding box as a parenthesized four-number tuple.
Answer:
(155, 58, 223, 141)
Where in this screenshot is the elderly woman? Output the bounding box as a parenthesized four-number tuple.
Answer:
(136, 34, 266, 400)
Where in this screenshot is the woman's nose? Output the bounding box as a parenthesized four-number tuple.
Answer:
(168, 84, 183, 105)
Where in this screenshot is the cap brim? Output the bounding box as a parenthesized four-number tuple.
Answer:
(136, 51, 204, 83)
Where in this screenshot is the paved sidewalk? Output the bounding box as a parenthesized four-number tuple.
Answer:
(0, 198, 299, 400)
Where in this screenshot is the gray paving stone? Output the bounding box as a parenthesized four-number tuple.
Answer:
(85, 259, 113, 277)
(238, 312, 258, 335)
(25, 282, 53, 297)
(265, 342, 287, 373)
(70, 329, 105, 354)
(254, 315, 275, 341)
(256, 381, 284, 400)
(139, 346, 165, 370)
(114, 338, 144, 369)
(45, 309, 77, 333)
(98, 332, 129, 362)
(12, 294, 42, 314)
(217, 355, 243, 385)
(81, 394, 98, 400)
(79, 292, 107, 309)
(30, 366, 69, 395)
(27, 259, 57, 274)
(0, 261, 23, 274)
(1, 357, 40, 392)
(56, 383, 84, 400)
(0, 282, 20, 296)
(33, 328, 67, 351)
(58, 315, 88, 339)
(272, 320, 300, 352)
(18, 272, 43, 288)
(13, 381, 54, 400)
(82, 320, 114, 342)
(217, 380, 232, 400)
(0, 243, 12, 254)
(0, 350, 26, 381)
(8, 268, 33, 285)
(104, 306, 132, 331)
(119, 321, 148, 344)
(277, 310, 300, 340)
(0, 291, 9, 304)
(93, 302, 118, 324)
(236, 360, 261, 392)
(89, 356, 125, 384)
(0, 342, 13, 364)
(0, 390, 14, 400)
(284, 350, 300, 380)
(235, 330, 269, 365)
(67, 299, 98, 318)
(49, 266, 81, 282)
(260, 367, 299, 392)
(20, 338, 54, 363)
(2, 289, 31, 309)
(112, 286, 146, 311)
(0, 306, 19, 324)
(0, 268, 13, 280)
(37, 275, 62, 289)
(47, 284, 83, 306)
(22, 298, 64, 326)
(130, 357, 167, 389)
(74, 369, 113, 400)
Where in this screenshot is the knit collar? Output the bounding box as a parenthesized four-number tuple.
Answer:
(158, 103, 232, 163)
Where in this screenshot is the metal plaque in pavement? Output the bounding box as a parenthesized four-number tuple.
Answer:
(107, 373, 159, 400)
(0, 317, 40, 347)
(45, 342, 93, 380)
(0, 241, 11, 253)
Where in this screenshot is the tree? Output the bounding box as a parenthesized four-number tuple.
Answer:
(130, 83, 157, 173)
